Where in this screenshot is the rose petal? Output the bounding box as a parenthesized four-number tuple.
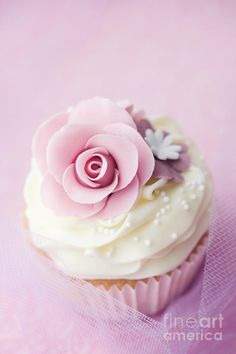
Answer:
(75, 147, 116, 188)
(85, 156, 106, 180)
(104, 123, 155, 186)
(70, 97, 136, 128)
(63, 164, 119, 204)
(153, 160, 183, 181)
(88, 154, 116, 186)
(95, 176, 139, 219)
(75, 147, 108, 188)
(46, 124, 101, 183)
(41, 173, 105, 218)
(86, 133, 139, 191)
(32, 112, 69, 174)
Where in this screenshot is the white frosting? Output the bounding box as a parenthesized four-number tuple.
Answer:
(24, 117, 212, 280)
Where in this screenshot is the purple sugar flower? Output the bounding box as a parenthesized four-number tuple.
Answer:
(135, 118, 190, 182)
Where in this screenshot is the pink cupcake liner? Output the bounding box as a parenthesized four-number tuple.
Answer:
(98, 236, 208, 316)
(27, 230, 207, 318)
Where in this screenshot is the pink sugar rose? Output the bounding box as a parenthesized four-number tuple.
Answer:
(33, 98, 155, 219)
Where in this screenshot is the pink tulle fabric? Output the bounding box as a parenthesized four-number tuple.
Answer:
(1, 1, 236, 353)
(33, 98, 154, 219)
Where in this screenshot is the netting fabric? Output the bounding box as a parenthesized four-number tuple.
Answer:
(1, 2, 236, 353)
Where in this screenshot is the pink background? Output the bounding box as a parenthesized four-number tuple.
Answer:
(1, 1, 236, 353)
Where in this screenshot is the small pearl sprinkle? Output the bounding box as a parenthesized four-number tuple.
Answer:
(144, 239, 151, 247)
(133, 236, 139, 241)
(125, 222, 131, 228)
(165, 204, 170, 210)
(187, 180, 196, 189)
(171, 233, 178, 240)
(160, 191, 166, 197)
(190, 193, 197, 200)
(160, 208, 166, 215)
(85, 248, 96, 257)
(163, 196, 169, 203)
(154, 219, 160, 225)
(106, 248, 113, 257)
(199, 184, 205, 191)
(180, 199, 190, 210)
(105, 218, 113, 226)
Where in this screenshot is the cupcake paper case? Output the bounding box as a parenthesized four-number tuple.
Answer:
(24, 97, 212, 316)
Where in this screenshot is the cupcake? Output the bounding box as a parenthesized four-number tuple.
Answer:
(24, 97, 212, 316)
